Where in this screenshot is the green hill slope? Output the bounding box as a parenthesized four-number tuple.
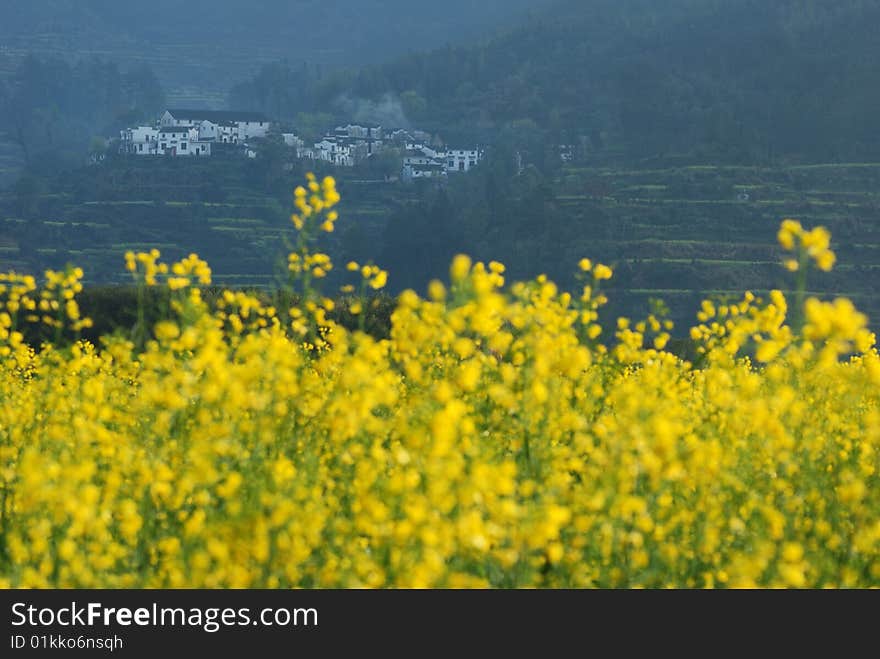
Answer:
(363, 156, 880, 331)
(4, 157, 876, 334)
(0, 1, 552, 105)
(4, 1, 880, 333)
(0, 157, 416, 291)
(346, 0, 880, 163)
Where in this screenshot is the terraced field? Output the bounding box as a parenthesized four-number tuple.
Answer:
(0, 158, 413, 291)
(1, 158, 878, 334)
(0, 37, 267, 109)
(0, 141, 24, 190)
(552, 163, 880, 329)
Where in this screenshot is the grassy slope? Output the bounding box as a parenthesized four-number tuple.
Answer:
(1, 158, 878, 334)
(0, 157, 414, 290)
(0, 0, 552, 106)
(547, 162, 880, 329)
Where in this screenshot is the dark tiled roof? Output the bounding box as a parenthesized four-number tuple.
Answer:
(166, 109, 270, 123)
(159, 126, 192, 134)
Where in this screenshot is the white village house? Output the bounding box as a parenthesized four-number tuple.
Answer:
(118, 111, 484, 176)
(299, 124, 384, 166)
(445, 148, 482, 173)
(119, 126, 159, 155)
(283, 133, 305, 150)
(402, 144, 445, 180)
(159, 109, 271, 142)
(402, 143, 484, 180)
(120, 109, 272, 157)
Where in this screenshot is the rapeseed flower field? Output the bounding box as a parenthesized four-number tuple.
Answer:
(0, 175, 878, 588)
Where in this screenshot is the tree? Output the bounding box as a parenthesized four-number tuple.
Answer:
(252, 124, 289, 193)
(122, 65, 165, 121)
(294, 112, 335, 144)
(2, 55, 167, 168)
(380, 188, 463, 292)
(359, 150, 401, 179)
(400, 90, 428, 122)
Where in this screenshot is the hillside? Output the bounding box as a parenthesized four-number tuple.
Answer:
(546, 161, 880, 327)
(335, 0, 880, 163)
(2, 157, 879, 333)
(0, 1, 552, 106)
(376, 158, 880, 331)
(3, 0, 880, 332)
(0, 1, 552, 185)
(0, 156, 418, 290)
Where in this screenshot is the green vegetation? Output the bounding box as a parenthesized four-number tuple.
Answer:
(0, 156, 419, 294)
(2, 1, 879, 334)
(225, 1, 880, 165)
(56, 286, 395, 349)
(2, 156, 878, 333)
(0, 1, 549, 124)
(384, 159, 880, 330)
(0, 54, 164, 173)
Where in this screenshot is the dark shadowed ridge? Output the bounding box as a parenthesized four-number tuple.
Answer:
(344, 0, 880, 161)
(0, 0, 555, 105)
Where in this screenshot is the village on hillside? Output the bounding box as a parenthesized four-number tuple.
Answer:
(118, 109, 484, 181)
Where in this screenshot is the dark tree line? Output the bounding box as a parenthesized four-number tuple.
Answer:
(230, 0, 880, 165)
(0, 54, 165, 171)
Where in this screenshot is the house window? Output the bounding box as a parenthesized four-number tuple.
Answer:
(161, 143, 166, 150)
(139, 144, 143, 152)
(181, 143, 187, 150)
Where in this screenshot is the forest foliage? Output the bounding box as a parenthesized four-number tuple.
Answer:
(0, 55, 164, 170)
(230, 0, 880, 163)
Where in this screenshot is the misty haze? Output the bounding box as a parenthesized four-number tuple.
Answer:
(0, 0, 879, 598)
